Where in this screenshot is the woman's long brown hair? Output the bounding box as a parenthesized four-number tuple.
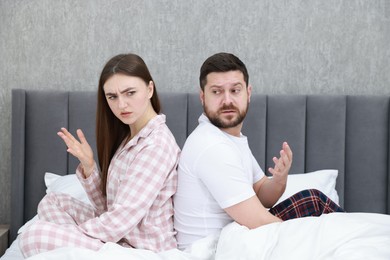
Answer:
(96, 53, 161, 196)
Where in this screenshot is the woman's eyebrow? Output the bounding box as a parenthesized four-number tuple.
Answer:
(119, 87, 135, 94)
(105, 87, 135, 96)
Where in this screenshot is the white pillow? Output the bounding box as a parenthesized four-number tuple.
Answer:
(44, 172, 92, 205)
(275, 169, 339, 205)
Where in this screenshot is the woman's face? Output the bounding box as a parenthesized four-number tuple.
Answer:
(103, 73, 153, 127)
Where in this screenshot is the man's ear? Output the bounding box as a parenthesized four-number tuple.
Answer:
(199, 89, 205, 106)
(247, 84, 252, 103)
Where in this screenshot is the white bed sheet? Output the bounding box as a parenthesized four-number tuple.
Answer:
(2, 212, 390, 260)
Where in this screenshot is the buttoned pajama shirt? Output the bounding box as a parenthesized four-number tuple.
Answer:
(19, 115, 180, 258)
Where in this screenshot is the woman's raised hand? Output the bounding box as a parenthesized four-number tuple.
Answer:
(57, 128, 95, 178)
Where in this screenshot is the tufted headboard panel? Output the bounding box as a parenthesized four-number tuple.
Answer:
(11, 89, 390, 241)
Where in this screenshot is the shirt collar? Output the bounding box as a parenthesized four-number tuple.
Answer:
(122, 114, 166, 149)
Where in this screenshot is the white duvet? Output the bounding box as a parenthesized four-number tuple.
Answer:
(216, 212, 390, 260)
(3, 212, 390, 260)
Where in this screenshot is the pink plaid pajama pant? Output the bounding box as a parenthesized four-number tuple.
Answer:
(19, 193, 104, 258)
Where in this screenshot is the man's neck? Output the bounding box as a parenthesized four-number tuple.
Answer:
(219, 124, 243, 137)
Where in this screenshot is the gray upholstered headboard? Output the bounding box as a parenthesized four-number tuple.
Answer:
(11, 89, 390, 241)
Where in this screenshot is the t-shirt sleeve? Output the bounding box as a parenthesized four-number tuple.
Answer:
(251, 153, 265, 183)
(195, 142, 256, 209)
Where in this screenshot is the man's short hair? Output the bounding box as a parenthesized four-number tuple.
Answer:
(199, 52, 249, 90)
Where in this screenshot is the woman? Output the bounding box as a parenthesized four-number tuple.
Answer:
(19, 53, 180, 257)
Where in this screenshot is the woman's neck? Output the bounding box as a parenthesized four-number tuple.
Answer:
(129, 107, 158, 140)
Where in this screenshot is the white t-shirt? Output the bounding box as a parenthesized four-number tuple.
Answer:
(174, 114, 264, 250)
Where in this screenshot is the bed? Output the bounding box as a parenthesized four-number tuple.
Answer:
(2, 89, 390, 259)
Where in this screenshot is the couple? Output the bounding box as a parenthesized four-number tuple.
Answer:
(19, 52, 343, 257)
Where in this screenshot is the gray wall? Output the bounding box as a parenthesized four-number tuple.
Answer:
(0, 0, 389, 225)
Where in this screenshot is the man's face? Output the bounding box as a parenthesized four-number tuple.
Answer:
(200, 70, 251, 133)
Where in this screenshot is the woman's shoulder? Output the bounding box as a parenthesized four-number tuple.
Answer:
(150, 124, 177, 145)
(145, 116, 179, 148)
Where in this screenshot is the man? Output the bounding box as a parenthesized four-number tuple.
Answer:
(173, 52, 344, 250)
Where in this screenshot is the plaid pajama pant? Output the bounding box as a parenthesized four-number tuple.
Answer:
(19, 193, 105, 258)
(269, 189, 345, 220)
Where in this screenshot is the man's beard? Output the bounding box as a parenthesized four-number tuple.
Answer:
(203, 103, 249, 129)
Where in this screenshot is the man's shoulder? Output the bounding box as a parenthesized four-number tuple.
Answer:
(181, 124, 240, 165)
(185, 122, 226, 147)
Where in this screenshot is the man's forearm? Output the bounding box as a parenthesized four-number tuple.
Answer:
(256, 177, 286, 208)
